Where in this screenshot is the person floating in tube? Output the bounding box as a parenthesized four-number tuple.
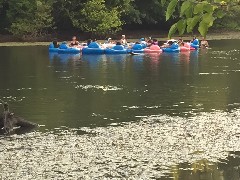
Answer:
(120, 35, 128, 45)
(201, 37, 209, 48)
(69, 36, 80, 47)
(52, 39, 59, 48)
(191, 36, 199, 45)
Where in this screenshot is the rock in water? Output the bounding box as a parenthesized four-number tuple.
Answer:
(0, 103, 38, 133)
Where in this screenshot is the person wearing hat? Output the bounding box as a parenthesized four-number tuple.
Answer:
(120, 35, 127, 45)
(139, 37, 146, 48)
(105, 38, 112, 44)
(140, 37, 146, 44)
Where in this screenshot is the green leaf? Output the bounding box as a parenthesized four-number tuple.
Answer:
(187, 23, 192, 33)
(185, 4, 193, 18)
(180, 1, 191, 17)
(168, 23, 177, 39)
(177, 19, 186, 35)
(193, 3, 204, 14)
(187, 15, 200, 32)
(204, 4, 214, 13)
(166, 0, 178, 21)
(202, 13, 214, 27)
(198, 20, 209, 37)
(187, 18, 193, 26)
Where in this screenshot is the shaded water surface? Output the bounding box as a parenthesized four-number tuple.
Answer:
(0, 40, 240, 179)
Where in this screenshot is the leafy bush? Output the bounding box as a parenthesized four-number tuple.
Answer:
(7, 0, 53, 38)
(214, 5, 240, 30)
(70, 0, 123, 37)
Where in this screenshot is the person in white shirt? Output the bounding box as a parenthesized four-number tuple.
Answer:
(120, 35, 127, 45)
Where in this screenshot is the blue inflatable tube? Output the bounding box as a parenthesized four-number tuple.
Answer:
(58, 48, 80, 54)
(132, 49, 144, 53)
(48, 43, 80, 54)
(82, 42, 105, 55)
(141, 43, 147, 49)
(131, 44, 144, 53)
(105, 45, 128, 54)
(49, 43, 59, 52)
(162, 43, 180, 53)
(82, 47, 105, 55)
(162, 48, 180, 53)
(190, 43, 199, 49)
(105, 49, 127, 54)
(191, 39, 199, 49)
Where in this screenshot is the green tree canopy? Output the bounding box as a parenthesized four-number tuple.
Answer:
(6, 0, 53, 38)
(0, 0, 240, 39)
(70, 0, 123, 37)
(164, 0, 240, 38)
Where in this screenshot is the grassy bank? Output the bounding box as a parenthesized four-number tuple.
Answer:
(0, 31, 240, 46)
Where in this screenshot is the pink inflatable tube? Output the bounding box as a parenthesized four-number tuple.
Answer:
(180, 46, 190, 52)
(190, 47, 196, 51)
(180, 43, 190, 52)
(144, 45, 162, 53)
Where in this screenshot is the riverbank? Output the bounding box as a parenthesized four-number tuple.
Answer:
(0, 42, 50, 47)
(124, 30, 240, 41)
(0, 30, 240, 46)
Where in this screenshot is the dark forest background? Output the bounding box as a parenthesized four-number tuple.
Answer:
(0, 0, 240, 41)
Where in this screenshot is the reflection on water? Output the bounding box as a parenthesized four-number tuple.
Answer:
(0, 41, 240, 179)
(49, 52, 80, 62)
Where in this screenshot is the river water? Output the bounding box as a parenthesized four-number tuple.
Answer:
(0, 40, 239, 179)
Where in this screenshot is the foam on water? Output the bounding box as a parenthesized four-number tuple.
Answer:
(0, 109, 239, 179)
(75, 85, 123, 92)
